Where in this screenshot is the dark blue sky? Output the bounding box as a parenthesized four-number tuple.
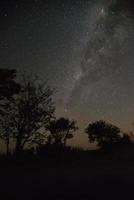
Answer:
(1, 0, 134, 148)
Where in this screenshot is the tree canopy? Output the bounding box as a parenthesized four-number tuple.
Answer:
(0, 68, 20, 100)
(85, 120, 122, 148)
(12, 76, 55, 154)
(46, 117, 78, 147)
(0, 69, 55, 154)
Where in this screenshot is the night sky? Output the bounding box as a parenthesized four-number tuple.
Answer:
(1, 0, 134, 149)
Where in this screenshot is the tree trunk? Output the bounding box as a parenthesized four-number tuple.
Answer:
(6, 139, 9, 156)
(15, 137, 23, 155)
(63, 132, 69, 147)
(63, 137, 67, 147)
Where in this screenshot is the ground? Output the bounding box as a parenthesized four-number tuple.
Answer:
(0, 149, 134, 199)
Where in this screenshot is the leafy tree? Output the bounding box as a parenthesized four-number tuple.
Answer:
(46, 117, 78, 147)
(0, 68, 20, 155)
(0, 68, 20, 100)
(85, 120, 122, 148)
(8, 74, 55, 154)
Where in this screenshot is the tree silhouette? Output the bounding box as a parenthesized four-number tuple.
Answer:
(8, 74, 55, 154)
(0, 68, 20, 100)
(85, 120, 122, 148)
(46, 117, 78, 147)
(0, 68, 20, 155)
(119, 133, 132, 145)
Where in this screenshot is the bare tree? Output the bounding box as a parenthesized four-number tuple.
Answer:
(9, 74, 55, 154)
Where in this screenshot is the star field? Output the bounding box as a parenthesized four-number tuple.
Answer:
(0, 0, 134, 149)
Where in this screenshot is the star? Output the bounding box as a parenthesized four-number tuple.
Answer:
(4, 13, 8, 17)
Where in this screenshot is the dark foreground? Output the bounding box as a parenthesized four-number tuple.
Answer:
(0, 149, 134, 200)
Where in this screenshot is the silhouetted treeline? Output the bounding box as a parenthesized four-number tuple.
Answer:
(0, 68, 133, 157)
(85, 120, 132, 149)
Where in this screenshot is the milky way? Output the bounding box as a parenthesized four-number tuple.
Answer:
(1, 0, 134, 148)
(61, 0, 134, 131)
